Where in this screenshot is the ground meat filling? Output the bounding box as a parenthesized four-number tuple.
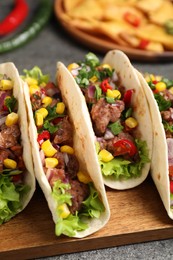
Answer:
(31, 92, 42, 111)
(0, 124, 20, 149)
(91, 98, 125, 136)
(68, 179, 90, 214)
(66, 154, 79, 179)
(53, 116, 73, 146)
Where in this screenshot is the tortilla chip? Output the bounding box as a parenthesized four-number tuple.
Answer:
(66, 0, 103, 20)
(135, 0, 164, 13)
(97, 21, 136, 45)
(103, 5, 147, 25)
(135, 24, 173, 50)
(149, 1, 173, 26)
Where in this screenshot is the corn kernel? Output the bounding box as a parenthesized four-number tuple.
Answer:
(77, 171, 91, 184)
(57, 203, 70, 219)
(90, 75, 98, 83)
(45, 158, 58, 168)
(3, 158, 17, 169)
(155, 82, 166, 92)
(106, 89, 121, 99)
(35, 112, 43, 127)
(67, 63, 79, 72)
(99, 149, 114, 162)
(60, 145, 74, 154)
(125, 117, 138, 128)
(56, 102, 65, 114)
(5, 112, 19, 126)
(25, 77, 38, 86)
(42, 96, 52, 107)
(100, 63, 112, 70)
(0, 79, 13, 90)
(29, 85, 40, 95)
(169, 87, 173, 94)
(41, 140, 57, 157)
(145, 74, 155, 83)
(36, 108, 48, 118)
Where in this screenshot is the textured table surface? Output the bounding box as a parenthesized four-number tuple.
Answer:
(1, 1, 173, 259)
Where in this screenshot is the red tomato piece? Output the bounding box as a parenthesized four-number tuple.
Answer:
(113, 139, 138, 157)
(123, 12, 141, 27)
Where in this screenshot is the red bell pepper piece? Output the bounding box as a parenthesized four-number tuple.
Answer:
(170, 180, 173, 194)
(138, 39, 150, 50)
(123, 12, 141, 27)
(123, 89, 134, 107)
(100, 79, 112, 93)
(0, 0, 29, 36)
(37, 130, 50, 145)
(113, 139, 138, 157)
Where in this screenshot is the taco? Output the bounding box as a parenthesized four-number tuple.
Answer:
(57, 50, 152, 190)
(0, 62, 35, 224)
(21, 66, 110, 238)
(136, 71, 173, 219)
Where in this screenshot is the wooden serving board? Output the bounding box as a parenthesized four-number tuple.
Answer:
(1, 176, 173, 260)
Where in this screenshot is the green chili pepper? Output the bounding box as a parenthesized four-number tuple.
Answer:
(0, 0, 52, 53)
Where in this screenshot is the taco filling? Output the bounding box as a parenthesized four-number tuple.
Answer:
(144, 73, 173, 208)
(67, 53, 150, 181)
(0, 74, 30, 224)
(22, 67, 105, 237)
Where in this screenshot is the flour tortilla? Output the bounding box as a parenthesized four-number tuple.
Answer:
(56, 50, 152, 190)
(136, 70, 172, 219)
(22, 72, 110, 238)
(0, 62, 35, 214)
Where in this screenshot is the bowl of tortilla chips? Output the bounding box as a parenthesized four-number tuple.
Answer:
(54, 0, 173, 61)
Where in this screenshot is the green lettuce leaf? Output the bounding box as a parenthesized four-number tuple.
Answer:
(97, 139, 150, 180)
(0, 175, 30, 224)
(22, 66, 50, 85)
(55, 214, 88, 237)
(80, 183, 105, 218)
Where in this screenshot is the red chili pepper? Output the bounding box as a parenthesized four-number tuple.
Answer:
(123, 12, 141, 27)
(123, 89, 134, 107)
(138, 39, 150, 50)
(100, 79, 112, 93)
(113, 139, 138, 157)
(0, 0, 29, 36)
(37, 130, 50, 145)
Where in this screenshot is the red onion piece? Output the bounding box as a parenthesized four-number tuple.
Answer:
(104, 129, 114, 140)
(88, 85, 96, 98)
(167, 138, 173, 165)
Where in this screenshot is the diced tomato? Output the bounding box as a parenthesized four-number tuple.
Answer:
(37, 130, 50, 145)
(138, 39, 150, 50)
(123, 89, 134, 107)
(123, 12, 141, 27)
(52, 117, 63, 125)
(169, 165, 173, 177)
(170, 180, 173, 194)
(113, 139, 137, 157)
(100, 79, 112, 93)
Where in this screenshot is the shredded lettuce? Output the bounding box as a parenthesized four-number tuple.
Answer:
(97, 139, 150, 180)
(52, 179, 105, 237)
(0, 175, 30, 224)
(22, 66, 50, 84)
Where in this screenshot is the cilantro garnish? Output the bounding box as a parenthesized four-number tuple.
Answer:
(43, 120, 59, 134)
(154, 93, 171, 111)
(46, 105, 65, 121)
(163, 121, 173, 133)
(4, 96, 17, 113)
